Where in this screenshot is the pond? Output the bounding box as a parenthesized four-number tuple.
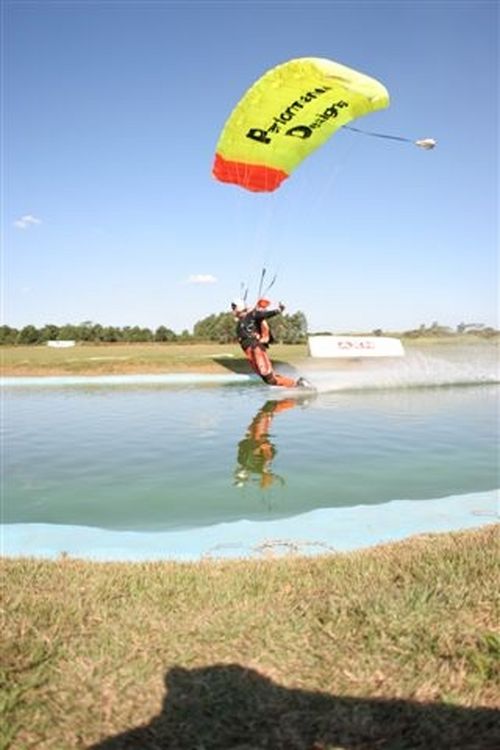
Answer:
(3, 345, 499, 561)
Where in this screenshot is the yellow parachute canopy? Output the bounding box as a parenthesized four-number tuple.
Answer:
(212, 57, 390, 193)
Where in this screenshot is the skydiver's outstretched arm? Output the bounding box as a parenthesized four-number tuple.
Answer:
(254, 304, 285, 322)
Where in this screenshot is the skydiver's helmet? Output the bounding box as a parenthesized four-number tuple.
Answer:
(256, 298, 270, 309)
(231, 298, 247, 313)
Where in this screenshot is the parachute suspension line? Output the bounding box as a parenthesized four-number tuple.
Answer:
(262, 271, 277, 297)
(257, 267, 267, 299)
(343, 125, 412, 143)
(239, 187, 277, 306)
(343, 125, 436, 150)
(250, 189, 281, 304)
(236, 266, 279, 309)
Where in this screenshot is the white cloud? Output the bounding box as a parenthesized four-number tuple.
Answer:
(187, 274, 217, 284)
(13, 214, 42, 229)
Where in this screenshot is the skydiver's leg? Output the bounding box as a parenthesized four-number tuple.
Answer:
(243, 346, 262, 376)
(253, 347, 297, 388)
(252, 345, 274, 381)
(269, 372, 298, 388)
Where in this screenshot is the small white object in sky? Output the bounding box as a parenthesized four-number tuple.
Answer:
(13, 214, 42, 229)
(187, 274, 217, 284)
(415, 138, 437, 150)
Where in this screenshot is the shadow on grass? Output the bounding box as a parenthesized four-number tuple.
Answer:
(213, 356, 299, 377)
(89, 663, 499, 749)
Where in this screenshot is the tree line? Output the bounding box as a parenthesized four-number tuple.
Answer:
(2, 316, 496, 346)
(0, 310, 309, 346)
(401, 322, 498, 338)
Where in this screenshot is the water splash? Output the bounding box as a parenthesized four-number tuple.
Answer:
(301, 349, 499, 394)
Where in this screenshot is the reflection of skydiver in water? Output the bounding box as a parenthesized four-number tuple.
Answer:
(234, 399, 297, 489)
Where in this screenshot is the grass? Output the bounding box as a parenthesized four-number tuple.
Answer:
(1, 336, 496, 377)
(0, 342, 308, 376)
(2, 526, 499, 749)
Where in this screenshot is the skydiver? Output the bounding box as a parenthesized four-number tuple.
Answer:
(230, 298, 311, 388)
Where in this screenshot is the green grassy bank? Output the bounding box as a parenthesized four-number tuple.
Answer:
(1, 336, 497, 377)
(2, 526, 499, 749)
(0, 342, 308, 377)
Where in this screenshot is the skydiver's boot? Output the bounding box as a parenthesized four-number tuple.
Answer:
(296, 376, 314, 389)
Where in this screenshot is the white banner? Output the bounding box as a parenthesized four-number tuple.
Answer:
(308, 335, 405, 358)
(47, 340, 76, 348)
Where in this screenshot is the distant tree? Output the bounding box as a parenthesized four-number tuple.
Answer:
(58, 324, 79, 341)
(285, 311, 308, 342)
(216, 314, 237, 343)
(90, 324, 105, 342)
(193, 313, 235, 343)
(0, 325, 19, 344)
(122, 327, 135, 342)
(193, 314, 218, 340)
(17, 325, 41, 344)
(155, 326, 177, 342)
(39, 324, 61, 342)
(269, 311, 308, 344)
(77, 321, 96, 342)
(124, 326, 154, 342)
(101, 326, 123, 342)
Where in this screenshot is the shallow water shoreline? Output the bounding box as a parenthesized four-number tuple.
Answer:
(4, 489, 499, 563)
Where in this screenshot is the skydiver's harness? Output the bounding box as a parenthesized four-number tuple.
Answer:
(236, 309, 280, 385)
(236, 309, 278, 350)
(258, 318, 274, 348)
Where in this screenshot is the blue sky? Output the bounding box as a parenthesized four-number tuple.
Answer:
(2, 0, 498, 334)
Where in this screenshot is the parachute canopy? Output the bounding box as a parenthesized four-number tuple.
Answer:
(212, 57, 389, 193)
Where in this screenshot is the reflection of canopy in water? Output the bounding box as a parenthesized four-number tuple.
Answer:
(212, 57, 390, 193)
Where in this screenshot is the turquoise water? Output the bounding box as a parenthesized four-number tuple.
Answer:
(2, 346, 499, 560)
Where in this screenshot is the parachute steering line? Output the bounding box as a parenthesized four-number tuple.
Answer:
(257, 267, 278, 300)
(240, 282, 249, 303)
(343, 125, 436, 150)
(236, 268, 279, 310)
(257, 267, 266, 299)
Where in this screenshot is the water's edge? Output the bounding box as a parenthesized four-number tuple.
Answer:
(2, 373, 254, 387)
(2, 490, 498, 563)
